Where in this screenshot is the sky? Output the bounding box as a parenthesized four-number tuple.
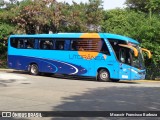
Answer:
(57, 0, 126, 10)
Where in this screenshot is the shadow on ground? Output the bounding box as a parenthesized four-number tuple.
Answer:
(51, 87, 160, 120)
(0, 79, 16, 87)
(7, 71, 28, 75)
(8, 71, 139, 84)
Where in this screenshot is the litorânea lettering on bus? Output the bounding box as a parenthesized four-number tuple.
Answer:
(69, 54, 105, 60)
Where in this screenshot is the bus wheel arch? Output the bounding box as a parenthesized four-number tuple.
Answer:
(97, 68, 111, 82)
(29, 63, 39, 75)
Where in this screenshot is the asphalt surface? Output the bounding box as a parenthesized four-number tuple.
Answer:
(0, 70, 160, 120)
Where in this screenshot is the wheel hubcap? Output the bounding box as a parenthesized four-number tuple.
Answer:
(100, 72, 108, 80)
(31, 65, 38, 74)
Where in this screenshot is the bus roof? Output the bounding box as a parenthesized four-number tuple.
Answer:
(9, 33, 139, 44)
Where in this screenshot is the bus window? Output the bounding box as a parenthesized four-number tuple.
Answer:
(11, 38, 24, 48)
(126, 49, 132, 65)
(24, 39, 34, 49)
(10, 38, 17, 48)
(100, 39, 110, 55)
(11, 38, 27, 49)
(55, 40, 65, 50)
(39, 39, 53, 50)
(119, 48, 126, 63)
(18, 40, 24, 48)
(77, 38, 101, 52)
(71, 40, 78, 51)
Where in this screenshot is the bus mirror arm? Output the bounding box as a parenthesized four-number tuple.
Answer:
(141, 48, 152, 59)
(118, 44, 138, 57)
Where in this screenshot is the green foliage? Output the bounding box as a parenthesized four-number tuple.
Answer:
(59, 0, 104, 32)
(0, 23, 14, 39)
(125, 0, 160, 14)
(0, 40, 7, 68)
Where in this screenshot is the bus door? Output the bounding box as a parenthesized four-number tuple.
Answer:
(118, 47, 132, 80)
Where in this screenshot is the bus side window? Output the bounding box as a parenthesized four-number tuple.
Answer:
(119, 48, 126, 63)
(10, 38, 18, 48)
(24, 39, 34, 49)
(100, 39, 110, 55)
(55, 40, 65, 50)
(39, 39, 53, 50)
(71, 40, 78, 51)
(18, 40, 24, 48)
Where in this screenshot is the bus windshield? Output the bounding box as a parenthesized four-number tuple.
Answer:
(131, 45, 145, 69)
(108, 39, 145, 69)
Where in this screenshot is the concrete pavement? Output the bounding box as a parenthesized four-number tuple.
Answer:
(0, 71, 160, 120)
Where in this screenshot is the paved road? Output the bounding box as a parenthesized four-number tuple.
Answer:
(0, 71, 160, 120)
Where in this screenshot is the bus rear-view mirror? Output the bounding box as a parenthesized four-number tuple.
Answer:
(118, 44, 138, 57)
(141, 48, 152, 59)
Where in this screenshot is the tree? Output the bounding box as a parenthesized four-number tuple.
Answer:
(125, 0, 160, 15)
(85, 0, 104, 32)
(11, 0, 65, 34)
(0, 0, 17, 41)
(102, 9, 160, 79)
(59, 0, 104, 32)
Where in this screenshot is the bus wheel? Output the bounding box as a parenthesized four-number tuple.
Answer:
(29, 64, 39, 75)
(97, 69, 110, 82)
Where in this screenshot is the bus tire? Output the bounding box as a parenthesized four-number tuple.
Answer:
(97, 69, 110, 82)
(29, 64, 39, 75)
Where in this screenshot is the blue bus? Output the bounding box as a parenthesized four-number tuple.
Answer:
(8, 33, 151, 82)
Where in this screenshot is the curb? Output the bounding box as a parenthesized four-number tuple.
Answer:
(155, 78, 160, 81)
(120, 80, 160, 82)
(128, 80, 160, 82)
(138, 80, 160, 82)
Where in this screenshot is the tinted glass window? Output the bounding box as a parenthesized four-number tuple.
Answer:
(39, 39, 53, 50)
(10, 38, 21, 48)
(119, 48, 126, 63)
(55, 40, 65, 50)
(24, 39, 34, 49)
(108, 39, 132, 65)
(10, 38, 35, 49)
(71, 40, 78, 51)
(100, 39, 110, 55)
(77, 38, 103, 52)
